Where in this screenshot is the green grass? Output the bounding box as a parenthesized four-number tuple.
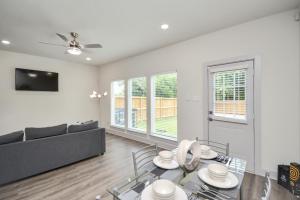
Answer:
(135, 117, 177, 138)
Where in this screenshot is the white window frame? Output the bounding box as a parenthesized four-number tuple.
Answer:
(150, 72, 178, 140)
(127, 77, 147, 133)
(110, 80, 126, 128)
(109, 71, 178, 142)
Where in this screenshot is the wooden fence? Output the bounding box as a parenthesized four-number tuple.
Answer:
(115, 97, 246, 122)
(214, 100, 246, 115)
(115, 96, 177, 122)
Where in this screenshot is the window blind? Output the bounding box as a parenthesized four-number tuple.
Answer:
(213, 69, 247, 120)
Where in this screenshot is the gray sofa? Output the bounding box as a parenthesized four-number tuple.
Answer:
(0, 124, 105, 186)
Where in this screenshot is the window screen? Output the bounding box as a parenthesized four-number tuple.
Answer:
(111, 80, 125, 127)
(128, 77, 147, 132)
(152, 73, 177, 139)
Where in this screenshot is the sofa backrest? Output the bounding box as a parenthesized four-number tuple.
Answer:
(0, 130, 24, 145)
(25, 124, 67, 140)
(68, 121, 98, 133)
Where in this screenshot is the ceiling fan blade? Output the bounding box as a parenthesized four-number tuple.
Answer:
(39, 41, 66, 47)
(56, 33, 68, 42)
(83, 44, 102, 48)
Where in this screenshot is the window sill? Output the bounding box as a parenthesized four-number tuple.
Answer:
(150, 133, 177, 142)
(211, 116, 248, 124)
(110, 125, 125, 130)
(128, 128, 147, 134)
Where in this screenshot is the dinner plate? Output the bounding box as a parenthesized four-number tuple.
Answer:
(198, 168, 239, 189)
(153, 156, 179, 170)
(200, 150, 218, 160)
(141, 184, 188, 200)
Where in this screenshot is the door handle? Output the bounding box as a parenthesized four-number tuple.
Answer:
(208, 111, 213, 121)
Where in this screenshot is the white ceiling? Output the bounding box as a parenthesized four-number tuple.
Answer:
(0, 0, 299, 66)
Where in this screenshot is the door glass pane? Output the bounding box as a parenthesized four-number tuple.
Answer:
(152, 73, 177, 139)
(111, 80, 125, 127)
(213, 69, 247, 120)
(128, 77, 147, 132)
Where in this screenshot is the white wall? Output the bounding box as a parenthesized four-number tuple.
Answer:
(98, 10, 300, 174)
(0, 50, 100, 134)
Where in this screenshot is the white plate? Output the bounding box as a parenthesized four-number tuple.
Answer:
(200, 150, 218, 160)
(153, 156, 179, 170)
(198, 168, 239, 189)
(141, 184, 188, 200)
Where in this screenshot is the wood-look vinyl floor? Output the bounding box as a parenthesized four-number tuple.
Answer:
(0, 133, 297, 200)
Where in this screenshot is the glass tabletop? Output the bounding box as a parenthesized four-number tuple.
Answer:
(107, 157, 247, 200)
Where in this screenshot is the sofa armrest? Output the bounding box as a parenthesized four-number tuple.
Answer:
(99, 128, 106, 153)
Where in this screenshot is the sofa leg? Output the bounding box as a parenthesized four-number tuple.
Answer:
(101, 153, 104, 155)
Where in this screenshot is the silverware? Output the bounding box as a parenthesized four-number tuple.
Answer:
(199, 184, 230, 199)
(226, 157, 232, 167)
(193, 191, 218, 200)
(198, 189, 226, 200)
(187, 191, 201, 200)
(135, 194, 141, 200)
(200, 184, 230, 200)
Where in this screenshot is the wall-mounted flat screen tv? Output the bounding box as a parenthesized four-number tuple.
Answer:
(15, 68, 59, 91)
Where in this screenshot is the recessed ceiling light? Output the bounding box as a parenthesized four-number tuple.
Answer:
(86, 57, 92, 61)
(1, 40, 10, 45)
(161, 24, 169, 30)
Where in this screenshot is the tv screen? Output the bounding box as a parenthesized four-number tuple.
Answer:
(15, 68, 59, 91)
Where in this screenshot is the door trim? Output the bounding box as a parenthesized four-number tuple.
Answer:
(203, 55, 262, 175)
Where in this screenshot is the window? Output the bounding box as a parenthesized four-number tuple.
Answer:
(110, 73, 178, 141)
(213, 69, 247, 120)
(128, 77, 147, 132)
(152, 73, 177, 139)
(111, 80, 125, 127)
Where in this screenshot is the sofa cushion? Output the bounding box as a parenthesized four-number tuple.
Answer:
(81, 120, 94, 124)
(68, 121, 98, 133)
(25, 124, 67, 140)
(0, 130, 24, 145)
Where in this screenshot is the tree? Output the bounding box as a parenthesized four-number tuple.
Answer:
(155, 74, 177, 98)
(130, 74, 177, 98)
(132, 78, 147, 97)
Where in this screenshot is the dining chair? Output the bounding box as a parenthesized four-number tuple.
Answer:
(195, 137, 230, 156)
(261, 172, 271, 200)
(132, 144, 159, 177)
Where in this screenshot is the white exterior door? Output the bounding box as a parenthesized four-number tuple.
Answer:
(208, 60, 255, 172)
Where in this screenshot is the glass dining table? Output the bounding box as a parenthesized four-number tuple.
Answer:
(107, 157, 247, 200)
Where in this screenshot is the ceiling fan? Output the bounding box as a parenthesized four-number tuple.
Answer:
(39, 32, 102, 55)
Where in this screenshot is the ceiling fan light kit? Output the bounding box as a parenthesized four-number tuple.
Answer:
(67, 47, 82, 55)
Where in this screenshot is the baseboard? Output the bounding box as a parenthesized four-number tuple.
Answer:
(254, 168, 278, 180)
